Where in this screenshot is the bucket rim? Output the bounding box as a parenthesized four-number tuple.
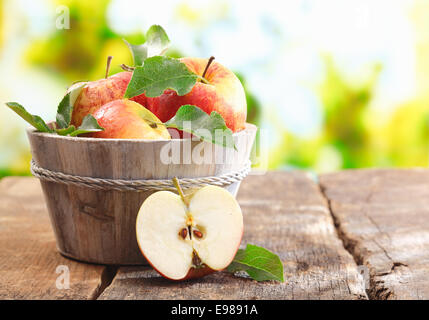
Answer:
(26, 122, 257, 144)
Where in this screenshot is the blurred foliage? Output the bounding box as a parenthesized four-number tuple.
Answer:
(26, 0, 141, 81)
(270, 56, 429, 172)
(235, 72, 261, 125)
(0, 0, 3, 47)
(25, 0, 186, 83)
(382, 101, 429, 167)
(270, 58, 394, 172)
(318, 57, 381, 169)
(2, 0, 429, 177)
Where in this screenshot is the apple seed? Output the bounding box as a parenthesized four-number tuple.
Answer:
(179, 228, 187, 240)
(193, 230, 203, 239)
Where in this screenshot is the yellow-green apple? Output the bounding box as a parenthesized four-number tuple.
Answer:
(71, 71, 133, 127)
(141, 57, 247, 132)
(86, 99, 171, 140)
(136, 181, 243, 280)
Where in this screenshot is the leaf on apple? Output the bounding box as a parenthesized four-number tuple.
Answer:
(56, 83, 85, 129)
(5, 99, 103, 137)
(55, 82, 105, 136)
(124, 56, 198, 99)
(69, 114, 104, 137)
(5, 102, 53, 133)
(227, 244, 284, 282)
(55, 125, 76, 136)
(124, 25, 170, 66)
(165, 105, 237, 149)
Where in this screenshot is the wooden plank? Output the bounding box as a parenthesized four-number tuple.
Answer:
(320, 169, 429, 299)
(0, 177, 107, 299)
(99, 172, 367, 300)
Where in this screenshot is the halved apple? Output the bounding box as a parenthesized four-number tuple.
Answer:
(136, 181, 243, 280)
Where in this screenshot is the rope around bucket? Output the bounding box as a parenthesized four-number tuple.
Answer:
(30, 160, 251, 192)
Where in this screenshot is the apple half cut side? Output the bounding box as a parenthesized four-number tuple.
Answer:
(136, 185, 243, 280)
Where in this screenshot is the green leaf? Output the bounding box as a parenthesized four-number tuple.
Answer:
(164, 105, 236, 149)
(5, 102, 52, 133)
(56, 83, 85, 129)
(55, 125, 76, 136)
(124, 56, 198, 99)
(69, 115, 104, 137)
(5, 98, 102, 137)
(124, 40, 147, 67)
(145, 25, 170, 56)
(124, 25, 170, 66)
(227, 244, 284, 282)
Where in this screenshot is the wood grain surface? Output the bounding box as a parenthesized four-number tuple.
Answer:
(4, 170, 428, 300)
(98, 172, 367, 300)
(320, 169, 429, 299)
(0, 177, 106, 299)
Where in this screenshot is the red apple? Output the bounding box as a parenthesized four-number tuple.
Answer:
(70, 72, 133, 127)
(87, 99, 171, 140)
(136, 184, 244, 280)
(140, 57, 247, 132)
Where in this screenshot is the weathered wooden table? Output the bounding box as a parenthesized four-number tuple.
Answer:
(1, 170, 428, 300)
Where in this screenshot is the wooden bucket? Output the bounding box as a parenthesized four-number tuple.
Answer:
(27, 124, 257, 265)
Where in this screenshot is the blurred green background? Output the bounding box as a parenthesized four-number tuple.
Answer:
(2, 0, 429, 177)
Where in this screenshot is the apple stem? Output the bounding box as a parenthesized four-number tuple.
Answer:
(197, 76, 210, 85)
(145, 118, 166, 129)
(201, 56, 215, 81)
(172, 177, 189, 207)
(120, 64, 135, 72)
(105, 56, 113, 79)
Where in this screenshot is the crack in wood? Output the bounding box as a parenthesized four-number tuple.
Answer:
(319, 184, 369, 299)
(89, 266, 118, 300)
(319, 181, 411, 300)
(377, 262, 409, 276)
